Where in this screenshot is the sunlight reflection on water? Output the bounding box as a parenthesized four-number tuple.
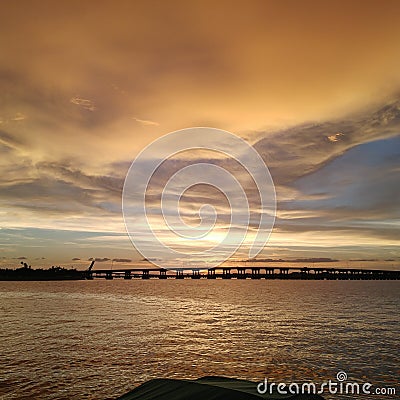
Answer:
(0, 280, 398, 399)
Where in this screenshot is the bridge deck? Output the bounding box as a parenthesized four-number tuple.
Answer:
(86, 266, 400, 280)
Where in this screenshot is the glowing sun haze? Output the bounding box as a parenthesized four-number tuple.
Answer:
(0, 0, 399, 268)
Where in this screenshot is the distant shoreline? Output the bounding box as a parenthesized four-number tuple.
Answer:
(0, 266, 85, 281)
(1, 265, 399, 281)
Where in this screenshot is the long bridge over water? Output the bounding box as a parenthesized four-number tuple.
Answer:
(86, 264, 400, 280)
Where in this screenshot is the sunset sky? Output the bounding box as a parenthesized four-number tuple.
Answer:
(0, 0, 399, 269)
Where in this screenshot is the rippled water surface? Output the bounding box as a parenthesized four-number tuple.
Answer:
(0, 280, 399, 399)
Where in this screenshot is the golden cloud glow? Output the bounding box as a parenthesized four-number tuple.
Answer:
(327, 133, 345, 142)
(70, 96, 96, 111)
(0, 0, 399, 266)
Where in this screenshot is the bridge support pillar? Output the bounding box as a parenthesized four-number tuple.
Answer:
(207, 269, 216, 279)
(142, 270, 149, 279)
(105, 271, 113, 280)
(279, 268, 289, 279)
(222, 269, 231, 279)
(301, 268, 309, 279)
(237, 268, 246, 279)
(265, 268, 275, 279)
(191, 269, 201, 279)
(251, 268, 260, 279)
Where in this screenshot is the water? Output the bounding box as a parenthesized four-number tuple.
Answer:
(0, 280, 398, 399)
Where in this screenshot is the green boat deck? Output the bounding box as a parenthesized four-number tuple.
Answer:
(116, 376, 325, 400)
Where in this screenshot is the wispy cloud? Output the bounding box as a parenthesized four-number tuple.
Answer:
(1, 84, 399, 263)
(70, 96, 96, 111)
(327, 132, 344, 142)
(11, 112, 26, 121)
(132, 117, 159, 127)
(112, 258, 132, 263)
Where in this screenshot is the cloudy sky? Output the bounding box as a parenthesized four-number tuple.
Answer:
(0, 0, 399, 269)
